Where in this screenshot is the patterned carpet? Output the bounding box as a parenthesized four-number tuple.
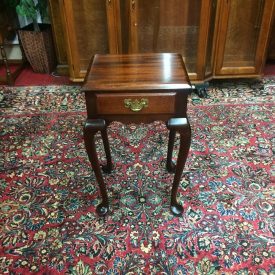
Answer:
(0, 78, 274, 274)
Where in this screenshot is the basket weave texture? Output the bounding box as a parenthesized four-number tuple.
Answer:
(18, 25, 56, 73)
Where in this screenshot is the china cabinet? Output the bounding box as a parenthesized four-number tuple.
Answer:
(54, 0, 216, 82)
(56, 0, 121, 81)
(213, 0, 274, 77)
(120, 0, 216, 81)
(48, 0, 68, 75)
(51, 0, 275, 82)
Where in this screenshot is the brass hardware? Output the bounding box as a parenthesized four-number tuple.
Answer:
(124, 98, 148, 112)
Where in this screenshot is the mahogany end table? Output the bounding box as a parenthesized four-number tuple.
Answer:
(82, 53, 192, 216)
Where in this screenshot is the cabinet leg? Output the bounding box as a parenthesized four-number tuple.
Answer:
(194, 82, 209, 98)
(0, 44, 13, 85)
(167, 118, 191, 216)
(84, 119, 109, 216)
(166, 129, 176, 172)
(101, 127, 113, 173)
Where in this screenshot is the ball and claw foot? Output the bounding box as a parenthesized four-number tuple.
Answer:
(96, 203, 109, 216)
(170, 203, 183, 216)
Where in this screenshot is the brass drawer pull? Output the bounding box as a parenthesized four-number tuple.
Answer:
(124, 98, 148, 112)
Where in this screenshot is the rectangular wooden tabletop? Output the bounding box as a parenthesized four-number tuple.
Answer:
(82, 53, 191, 91)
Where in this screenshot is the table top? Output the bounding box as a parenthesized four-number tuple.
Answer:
(82, 53, 191, 92)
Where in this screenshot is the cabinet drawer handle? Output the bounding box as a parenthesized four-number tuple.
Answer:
(124, 98, 148, 112)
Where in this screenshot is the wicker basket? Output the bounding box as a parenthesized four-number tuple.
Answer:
(18, 24, 56, 73)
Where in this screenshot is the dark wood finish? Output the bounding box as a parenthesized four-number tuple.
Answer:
(83, 53, 192, 216)
(0, 3, 25, 85)
(166, 129, 176, 172)
(0, 36, 13, 85)
(167, 118, 191, 216)
(267, 18, 275, 61)
(101, 126, 113, 173)
(84, 119, 110, 216)
(96, 93, 176, 115)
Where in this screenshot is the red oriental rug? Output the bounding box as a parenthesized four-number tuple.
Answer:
(0, 78, 274, 274)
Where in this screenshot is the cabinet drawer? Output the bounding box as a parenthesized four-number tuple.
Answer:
(96, 93, 176, 115)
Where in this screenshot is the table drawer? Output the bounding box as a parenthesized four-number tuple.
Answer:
(96, 93, 176, 115)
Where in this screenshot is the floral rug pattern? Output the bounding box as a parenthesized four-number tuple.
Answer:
(0, 78, 274, 274)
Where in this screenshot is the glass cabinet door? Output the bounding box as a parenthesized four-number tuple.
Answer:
(214, 0, 274, 76)
(60, 0, 120, 81)
(123, 0, 213, 81)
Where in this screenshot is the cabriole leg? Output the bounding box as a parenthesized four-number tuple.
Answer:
(167, 118, 191, 216)
(84, 119, 110, 216)
(166, 128, 176, 172)
(101, 126, 113, 173)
